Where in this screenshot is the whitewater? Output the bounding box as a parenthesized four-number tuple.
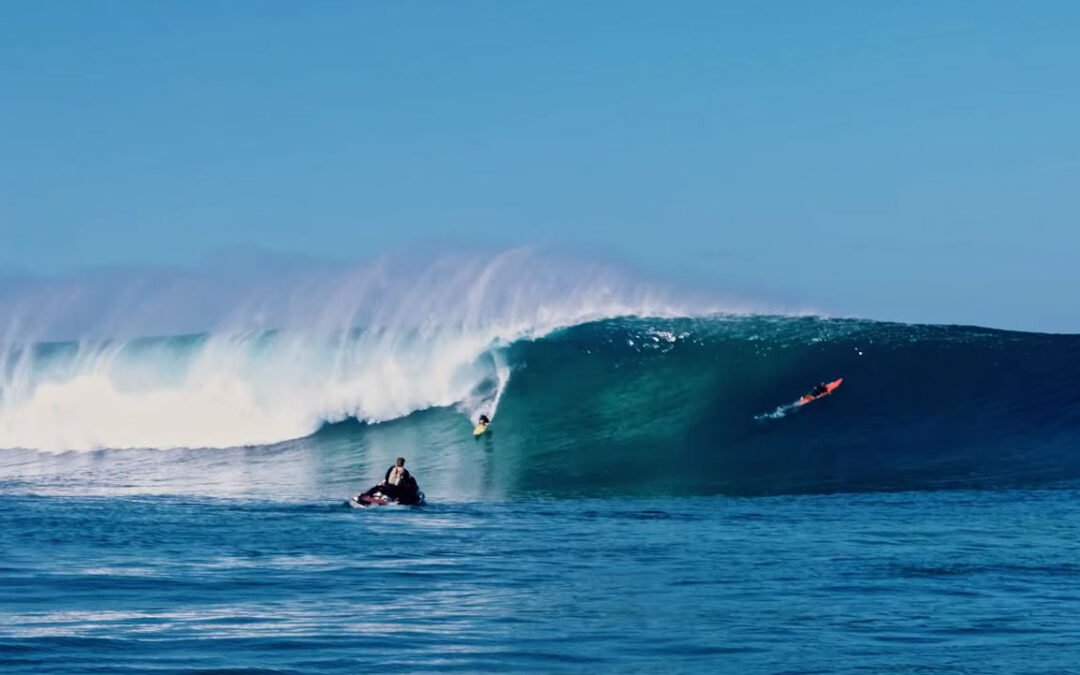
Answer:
(0, 248, 732, 452)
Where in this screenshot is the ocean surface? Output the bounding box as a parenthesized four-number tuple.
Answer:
(3, 309, 1080, 673)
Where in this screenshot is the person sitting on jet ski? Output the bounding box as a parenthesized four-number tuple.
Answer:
(809, 382, 829, 397)
(365, 457, 410, 499)
(383, 457, 410, 487)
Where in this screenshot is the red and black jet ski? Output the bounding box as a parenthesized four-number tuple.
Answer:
(347, 476, 425, 508)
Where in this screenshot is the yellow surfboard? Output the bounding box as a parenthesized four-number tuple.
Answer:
(473, 422, 489, 436)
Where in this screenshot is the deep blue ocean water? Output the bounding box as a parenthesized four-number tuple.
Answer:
(4, 490, 1080, 673)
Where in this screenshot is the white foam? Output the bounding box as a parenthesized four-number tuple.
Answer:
(1, 248, 738, 451)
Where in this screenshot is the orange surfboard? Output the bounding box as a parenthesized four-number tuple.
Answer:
(797, 378, 843, 406)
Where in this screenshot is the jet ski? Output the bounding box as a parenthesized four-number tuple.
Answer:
(347, 476, 425, 508)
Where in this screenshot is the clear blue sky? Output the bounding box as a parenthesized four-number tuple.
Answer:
(2, 2, 1078, 331)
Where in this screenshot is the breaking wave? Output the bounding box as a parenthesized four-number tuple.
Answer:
(0, 248, 739, 451)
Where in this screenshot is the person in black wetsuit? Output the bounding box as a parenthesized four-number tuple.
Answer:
(809, 382, 829, 397)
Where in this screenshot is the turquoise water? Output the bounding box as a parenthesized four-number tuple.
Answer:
(4, 489, 1080, 673)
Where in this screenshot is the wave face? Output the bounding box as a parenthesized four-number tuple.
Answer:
(4, 311, 1079, 497)
(476, 317, 1080, 495)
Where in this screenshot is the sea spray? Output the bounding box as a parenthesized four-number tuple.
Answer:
(0, 248, 739, 451)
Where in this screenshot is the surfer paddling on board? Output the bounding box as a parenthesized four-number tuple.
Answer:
(798, 378, 843, 405)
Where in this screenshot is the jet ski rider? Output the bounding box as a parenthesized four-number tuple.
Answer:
(361, 457, 413, 500)
(382, 457, 410, 489)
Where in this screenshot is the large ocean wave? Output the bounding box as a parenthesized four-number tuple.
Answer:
(0, 249, 742, 451)
(481, 317, 1080, 495)
(2, 251, 1077, 498)
(1, 315, 1078, 496)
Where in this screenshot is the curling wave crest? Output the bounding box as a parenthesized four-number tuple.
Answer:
(0, 249, 738, 451)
